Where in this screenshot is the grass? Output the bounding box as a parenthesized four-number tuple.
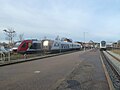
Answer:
(3, 50, 80, 61)
(10, 53, 43, 60)
(0, 52, 47, 63)
(110, 49, 120, 55)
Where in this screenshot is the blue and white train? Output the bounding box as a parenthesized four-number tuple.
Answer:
(100, 41, 106, 51)
(42, 39, 82, 53)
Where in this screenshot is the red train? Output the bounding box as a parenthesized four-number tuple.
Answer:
(16, 39, 41, 54)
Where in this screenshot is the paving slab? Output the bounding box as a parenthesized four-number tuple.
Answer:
(54, 49, 109, 90)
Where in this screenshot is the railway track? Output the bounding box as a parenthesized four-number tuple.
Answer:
(107, 51, 120, 62)
(101, 51, 120, 90)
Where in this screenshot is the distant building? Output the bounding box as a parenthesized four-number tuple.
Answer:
(61, 38, 72, 42)
(112, 42, 117, 48)
(106, 42, 113, 50)
(117, 40, 120, 48)
(0, 42, 8, 48)
(75, 42, 83, 46)
(88, 40, 95, 48)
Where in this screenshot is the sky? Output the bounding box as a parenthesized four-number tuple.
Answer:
(0, 0, 120, 43)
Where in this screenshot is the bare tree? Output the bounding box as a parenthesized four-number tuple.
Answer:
(3, 27, 16, 47)
(19, 33, 24, 41)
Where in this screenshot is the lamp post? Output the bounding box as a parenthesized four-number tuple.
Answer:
(83, 32, 88, 51)
(3, 29, 15, 47)
(84, 32, 86, 51)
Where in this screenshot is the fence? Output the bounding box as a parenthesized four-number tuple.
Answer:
(0, 52, 10, 63)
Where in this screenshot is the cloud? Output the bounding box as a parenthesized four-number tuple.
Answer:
(0, 0, 120, 42)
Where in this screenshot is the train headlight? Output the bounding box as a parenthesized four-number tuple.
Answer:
(43, 41, 49, 46)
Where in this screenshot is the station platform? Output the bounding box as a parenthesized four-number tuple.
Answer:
(0, 49, 110, 90)
(55, 49, 110, 90)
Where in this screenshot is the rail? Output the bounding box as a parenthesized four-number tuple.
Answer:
(101, 51, 120, 90)
(107, 51, 120, 62)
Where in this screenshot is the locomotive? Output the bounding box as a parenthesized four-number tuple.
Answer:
(16, 39, 82, 54)
(100, 41, 106, 51)
(17, 39, 41, 54)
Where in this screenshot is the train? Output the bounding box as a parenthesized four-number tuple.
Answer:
(12, 41, 22, 52)
(15, 39, 82, 54)
(100, 41, 106, 51)
(17, 39, 41, 54)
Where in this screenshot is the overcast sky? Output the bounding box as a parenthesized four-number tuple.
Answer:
(0, 0, 120, 42)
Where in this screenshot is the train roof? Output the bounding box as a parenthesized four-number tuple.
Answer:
(24, 39, 38, 41)
(101, 41, 106, 42)
(42, 39, 81, 45)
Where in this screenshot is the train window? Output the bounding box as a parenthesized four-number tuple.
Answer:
(56, 43, 59, 47)
(37, 43, 41, 49)
(54, 43, 56, 47)
(64, 44, 65, 48)
(30, 43, 35, 49)
(29, 44, 34, 49)
(61, 44, 63, 48)
(43, 41, 49, 46)
(34, 43, 37, 49)
(30, 43, 41, 49)
(54, 42, 59, 47)
(14, 42, 21, 47)
(101, 41, 106, 46)
(22, 43, 26, 48)
(28, 43, 32, 48)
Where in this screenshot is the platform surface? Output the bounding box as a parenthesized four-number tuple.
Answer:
(0, 49, 109, 90)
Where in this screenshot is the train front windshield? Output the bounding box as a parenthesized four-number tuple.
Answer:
(14, 42, 21, 47)
(14, 42, 21, 48)
(101, 41, 106, 46)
